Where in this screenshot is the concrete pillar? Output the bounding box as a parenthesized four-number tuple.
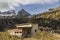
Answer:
(31, 24, 38, 35)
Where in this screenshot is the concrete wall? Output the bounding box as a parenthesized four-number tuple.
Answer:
(8, 29, 22, 37)
(32, 24, 38, 35)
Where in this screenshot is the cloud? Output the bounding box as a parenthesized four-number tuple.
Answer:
(0, 0, 59, 12)
(8, 0, 59, 5)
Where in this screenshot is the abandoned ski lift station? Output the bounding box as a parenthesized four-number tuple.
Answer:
(8, 23, 38, 37)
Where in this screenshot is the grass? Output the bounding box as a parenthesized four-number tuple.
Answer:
(0, 31, 59, 40)
(31, 31, 54, 40)
(0, 32, 18, 40)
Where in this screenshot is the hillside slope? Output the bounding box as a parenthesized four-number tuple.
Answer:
(33, 6, 60, 20)
(32, 6, 60, 30)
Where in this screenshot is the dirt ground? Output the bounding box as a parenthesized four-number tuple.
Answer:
(53, 33, 60, 40)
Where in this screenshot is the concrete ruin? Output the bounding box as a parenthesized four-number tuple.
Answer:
(8, 23, 38, 37)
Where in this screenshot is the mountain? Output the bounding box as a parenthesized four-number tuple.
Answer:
(17, 9, 31, 18)
(13, 9, 31, 24)
(0, 10, 16, 19)
(33, 6, 60, 20)
(31, 6, 60, 30)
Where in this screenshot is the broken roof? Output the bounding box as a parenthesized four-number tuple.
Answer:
(16, 23, 32, 27)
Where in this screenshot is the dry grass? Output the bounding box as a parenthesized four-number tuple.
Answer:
(31, 31, 54, 40)
(0, 32, 18, 40)
(0, 31, 60, 40)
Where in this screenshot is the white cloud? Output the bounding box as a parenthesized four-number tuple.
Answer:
(7, 0, 59, 4)
(0, 0, 59, 12)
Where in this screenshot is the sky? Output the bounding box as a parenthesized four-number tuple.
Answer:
(0, 0, 60, 15)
